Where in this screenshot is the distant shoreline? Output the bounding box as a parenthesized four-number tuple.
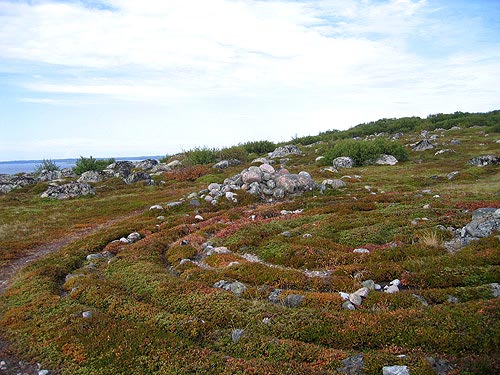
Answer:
(0, 156, 164, 175)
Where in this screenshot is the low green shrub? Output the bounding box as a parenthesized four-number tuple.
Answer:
(242, 140, 276, 154)
(33, 159, 60, 175)
(322, 138, 409, 166)
(218, 145, 248, 161)
(184, 147, 217, 165)
(73, 156, 115, 175)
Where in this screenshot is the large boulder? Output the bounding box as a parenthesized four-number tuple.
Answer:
(213, 159, 242, 169)
(37, 169, 62, 182)
(269, 144, 303, 158)
(103, 161, 134, 178)
(77, 170, 105, 183)
(40, 182, 95, 199)
(125, 171, 154, 185)
(467, 155, 500, 167)
(375, 154, 398, 165)
(332, 156, 354, 169)
(275, 172, 316, 194)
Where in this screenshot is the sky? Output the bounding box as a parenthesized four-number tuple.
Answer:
(0, 0, 499, 161)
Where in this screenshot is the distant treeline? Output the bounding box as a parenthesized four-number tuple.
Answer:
(292, 110, 500, 145)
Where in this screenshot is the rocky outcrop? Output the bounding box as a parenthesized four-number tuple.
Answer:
(103, 161, 134, 179)
(467, 155, 499, 167)
(444, 207, 500, 252)
(0, 174, 37, 193)
(204, 164, 317, 203)
(124, 171, 154, 185)
(269, 144, 303, 158)
(77, 170, 105, 183)
(40, 182, 95, 199)
(37, 169, 62, 182)
(134, 159, 158, 171)
(375, 154, 398, 165)
(213, 159, 242, 169)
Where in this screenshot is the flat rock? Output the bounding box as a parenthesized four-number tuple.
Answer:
(383, 365, 410, 375)
(41, 182, 95, 199)
(333, 156, 354, 169)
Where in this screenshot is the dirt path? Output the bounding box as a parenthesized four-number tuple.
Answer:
(0, 209, 144, 374)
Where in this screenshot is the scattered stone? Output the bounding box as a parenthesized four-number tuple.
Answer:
(447, 295, 459, 304)
(337, 354, 364, 375)
(361, 280, 376, 290)
(315, 156, 325, 162)
(320, 166, 339, 173)
(489, 283, 500, 297)
(0, 361, 6, 370)
(40, 182, 95, 199)
(413, 139, 434, 151)
(349, 293, 363, 306)
(150, 204, 163, 210)
(104, 161, 134, 179)
(339, 292, 350, 300)
(353, 248, 370, 254)
(127, 232, 141, 243)
(384, 285, 399, 294)
(322, 179, 346, 189)
(37, 169, 62, 182)
(333, 156, 354, 169)
(449, 139, 461, 145)
(38, 370, 50, 375)
(166, 201, 182, 208)
(0, 174, 37, 193)
(382, 365, 410, 375)
(354, 287, 370, 298)
(251, 157, 274, 165)
(166, 160, 182, 168)
(77, 170, 104, 183)
(125, 171, 153, 185)
(375, 154, 398, 165)
(283, 294, 304, 308)
(390, 279, 401, 286)
(231, 329, 245, 343)
(82, 311, 93, 318)
(342, 301, 356, 310)
(434, 149, 455, 156)
(303, 233, 313, 238)
(135, 159, 159, 171)
(262, 317, 271, 324)
(269, 144, 303, 158)
(213, 159, 241, 169)
(268, 289, 283, 303)
(426, 357, 452, 375)
(467, 155, 499, 167)
(281, 231, 292, 237)
(86, 253, 103, 261)
(195, 214, 204, 221)
(447, 171, 459, 180)
(213, 280, 247, 296)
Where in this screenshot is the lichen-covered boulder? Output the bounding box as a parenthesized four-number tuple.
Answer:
(77, 170, 104, 183)
(40, 182, 95, 199)
(269, 144, 303, 158)
(467, 155, 499, 167)
(333, 157, 354, 169)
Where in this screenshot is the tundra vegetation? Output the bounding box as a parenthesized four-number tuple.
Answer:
(0, 110, 499, 374)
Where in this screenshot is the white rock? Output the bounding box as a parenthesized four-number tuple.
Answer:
(385, 285, 400, 294)
(353, 248, 370, 254)
(339, 292, 350, 300)
(349, 293, 363, 306)
(354, 287, 370, 298)
(382, 365, 410, 375)
(390, 279, 401, 286)
(82, 311, 92, 318)
(195, 214, 204, 221)
(149, 204, 163, 210)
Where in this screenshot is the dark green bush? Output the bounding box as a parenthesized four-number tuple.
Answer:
(33, 159, 59, 175)
(323, 138, 409, 166)
(185, 147, 217, 165)
(242, 140, 276, 154)
(218, 145, 248, 161)
(73, 156, 115, 175)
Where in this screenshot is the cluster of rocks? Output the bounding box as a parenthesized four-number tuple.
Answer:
(331, 154, 399, 169)
(203, 163, 320, 203)
(444, 207, 500, 252)
(340, 279, 402, 310)
(40, 182, 95, 200)
(467, 154, 499, 167)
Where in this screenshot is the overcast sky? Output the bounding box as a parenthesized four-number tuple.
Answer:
(0, 0, 499, 161)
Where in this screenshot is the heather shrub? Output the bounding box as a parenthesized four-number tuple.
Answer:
(73, 156, 115, 175)
(242, 140, 276, 154)
(185, 147, 217, 165)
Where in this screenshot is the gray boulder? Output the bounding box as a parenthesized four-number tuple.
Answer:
(269, 144, 303, 158)
(283, 294, 304, 308)
(213, 280, 247, 296)
(337, 354, 364, 375)
(37, 169, 62, 182)
(375, 154, 398, 165)
(134, 159, 158, 171)
(231, 329, 245, 343)
(382, 366, 410, 375)
(242, 168, 262, 184)
(125, 172, 153, 185)
(150, 163, 171, 173)
(0, 174, 37, 193)
(467, 155, 499, 167)
(40, 182, 95, 199)
(77, 170, 104, 183)
(213, 159, 241, 169)
(333, 156, 354, 169)
(413, 139, 434, 151)
(322, 179, 346, 189)
(276, 173, 316, 194)
(462, 208, 500, 238)
(104, 161, 134, 178)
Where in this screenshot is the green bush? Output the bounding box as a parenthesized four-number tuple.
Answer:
(242, 140, 276, 154)
(218, 145, 248, 161)
(33, 159, 59, 175)
(323, 138, 409, 166)
(73, 156, 115, 175)
(185, 147, 217, 165)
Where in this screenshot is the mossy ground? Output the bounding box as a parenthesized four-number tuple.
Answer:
(1, 125, 499, 374)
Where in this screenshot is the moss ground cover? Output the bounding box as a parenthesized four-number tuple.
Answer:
(1, 119, 499, 374)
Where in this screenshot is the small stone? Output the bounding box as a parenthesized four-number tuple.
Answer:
(353, 248, 370, 254)
(490, 283, 500, 297)
(149, 204, 163, 210)
(390, 279, 401, 286)
(0, 360, 7, 370)
(354, 287, 370, 298)
(303, 233, 313, 238)
(180, 239, 189, 245)
(38, 370, 50, 375)
(447, 295, 459, 304)
(86, 253, 103, 261)
(268, 289, 283, 303)
(157, 216, 165, 221)
(349, 293, 363, 306)
(337, 354, 364, 375)
(82, 311, 92, 318)
(231, 329, 245, 343)
(382, 365, 410, 375)
(342, 301, 356, 310)
(339, 292, 350, 300)
(127, 232, 141, 243)
(195, 214, 204, 221)
(361, 280, 376, 290)
(385, 285, 399, 294)
(281, 231, 292, 237)
(262, 317, 271, 324)
(412, 294, 429, 307)
(283, 294, 304, 308)
(119, 237, 130, 243)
